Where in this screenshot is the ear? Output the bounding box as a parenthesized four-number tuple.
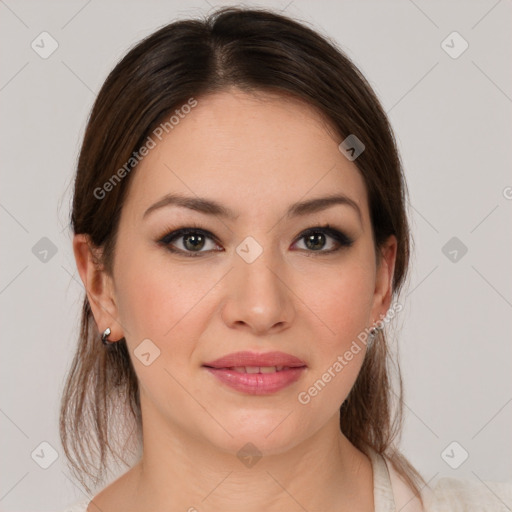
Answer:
(73, 234, 124, 342)
(370, 235, 397, 325)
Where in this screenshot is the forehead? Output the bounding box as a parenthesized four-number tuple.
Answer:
(124, 89, 369, 223)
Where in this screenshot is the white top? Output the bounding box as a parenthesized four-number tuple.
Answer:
(61, 449, 512, 511)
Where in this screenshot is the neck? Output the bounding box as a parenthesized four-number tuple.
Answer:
(122, 405, 374, 512)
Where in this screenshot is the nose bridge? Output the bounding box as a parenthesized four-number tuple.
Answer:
(235, 233, 285, 299)
(223, 233, 293, 332)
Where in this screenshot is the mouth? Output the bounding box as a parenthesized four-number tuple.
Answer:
(203, 350, 307, 369)
(203, 365, 302, 373)
(202, 351, 307, 395)
(202, 363, 307, 395)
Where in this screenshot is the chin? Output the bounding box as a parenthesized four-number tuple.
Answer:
(203, 414, 306, 458)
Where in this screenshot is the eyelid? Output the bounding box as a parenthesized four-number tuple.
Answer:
(157, 226, 223, 256)
(157, 223, 354, 256)
(158, 226, 218, 245)
(295, 225, 354, 248)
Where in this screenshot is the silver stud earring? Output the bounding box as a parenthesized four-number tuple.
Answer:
(369, 326, 379, 338)
(101, 327, 114, 345)
(367, 324, 382, 348)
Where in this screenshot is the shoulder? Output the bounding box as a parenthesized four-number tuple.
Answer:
(62, 464, 141, 511)
(60, 499, 90, 512)
(422, 476, 512, 511)
(385, 456, 512, 511)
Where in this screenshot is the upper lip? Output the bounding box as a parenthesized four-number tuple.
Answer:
(203, 351, 307, 369)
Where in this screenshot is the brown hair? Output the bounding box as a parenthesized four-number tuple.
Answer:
(60, 5, 425, 501)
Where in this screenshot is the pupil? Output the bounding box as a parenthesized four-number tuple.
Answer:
(305, 232, 325, 250)
(184, 233, 205, 251)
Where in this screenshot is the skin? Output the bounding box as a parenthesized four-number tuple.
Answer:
(74, 88, 397, 512)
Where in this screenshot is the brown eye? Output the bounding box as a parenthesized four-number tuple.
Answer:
(293, 226, 354, 253)
(159, 228, 220, 256)
(158, 224, 353, 258)
(304, 231, 327, 251)
(181, 232, 206, 251)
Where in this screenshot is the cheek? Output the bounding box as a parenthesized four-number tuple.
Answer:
(113, 241, 201, 341)
(113, 248, 213, 400)
(303, 253, 376, 350)
(294, 251, 375, 404)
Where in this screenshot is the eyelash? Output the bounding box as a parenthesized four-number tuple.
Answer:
(157, 222, 354, 258)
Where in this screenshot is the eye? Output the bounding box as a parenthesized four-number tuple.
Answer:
(157, 223, 354, 257)
(291, 224, 354, 253)
(158, 227, 221, 257)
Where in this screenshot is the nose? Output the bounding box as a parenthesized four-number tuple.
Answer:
(221, 245, 295, 336)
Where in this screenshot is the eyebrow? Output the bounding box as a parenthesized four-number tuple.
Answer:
(143, 192, 362, 223)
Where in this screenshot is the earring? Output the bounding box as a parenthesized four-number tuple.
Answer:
(101, 327, 114, 345)
(369, 326, 379, 338)
(367, 324, 382, 348)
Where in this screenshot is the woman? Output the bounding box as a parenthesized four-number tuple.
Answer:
(60, 7, 511, 511)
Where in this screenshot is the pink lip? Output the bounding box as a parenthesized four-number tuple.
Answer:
(204, 367, 306, 395)
(202, 351, 307, 395)
(203, 350, 307, 369)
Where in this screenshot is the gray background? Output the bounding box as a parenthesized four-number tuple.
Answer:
(0, 0, 511, 510)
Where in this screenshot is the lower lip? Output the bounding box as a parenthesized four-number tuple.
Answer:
(203, 367, 306, 395)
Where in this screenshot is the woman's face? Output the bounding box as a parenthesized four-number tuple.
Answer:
(87, 88, 396, 456)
